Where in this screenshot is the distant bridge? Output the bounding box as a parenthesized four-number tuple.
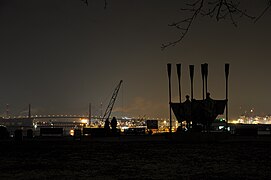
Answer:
(8, 114, 91, 119)
(3, 104, 167, 121)
(6, 115, 164, 121)
(4, 114, 167, 122)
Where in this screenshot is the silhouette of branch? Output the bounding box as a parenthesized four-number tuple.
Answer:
(78, 0, 270, 50)
(81, 0, 88, 6)
(161, 0, 204, 50)
(104, 0, 107, 9)
(81, 0, 107, 9)
(255, 0, 271, 23)
(162, 0, 257, 50)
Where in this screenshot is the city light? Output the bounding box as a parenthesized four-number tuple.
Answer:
(81, 119, 88, 124)
(70, 129, 74, 136)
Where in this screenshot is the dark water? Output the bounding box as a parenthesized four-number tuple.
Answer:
(0, 138, 270, 179)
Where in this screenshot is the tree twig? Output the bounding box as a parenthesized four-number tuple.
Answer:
(162, 0, 258, 50)
(162, 0, 204, 50)
(81, 0, 108, 9)
(254, 1, 271, 23)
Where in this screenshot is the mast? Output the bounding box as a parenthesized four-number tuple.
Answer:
(28, 104, 31, 119)
(189, 65, 194, 100)
(176, 64, 182, 103)
(225, 63, 230, 125)
(204, 63, 208, 97)
(201, 64, 205, 100)
(88, 103, 91, 125)
(167, 63, 172, 134)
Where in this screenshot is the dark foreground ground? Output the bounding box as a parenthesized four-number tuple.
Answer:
(0, 136, 271, 179)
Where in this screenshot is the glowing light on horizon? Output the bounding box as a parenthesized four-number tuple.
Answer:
(81, 118, 88, 124)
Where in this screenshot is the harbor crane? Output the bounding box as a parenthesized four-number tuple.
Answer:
(102, 80, 123, 121)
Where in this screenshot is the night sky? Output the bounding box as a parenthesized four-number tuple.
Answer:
(0, 0, 270, 119)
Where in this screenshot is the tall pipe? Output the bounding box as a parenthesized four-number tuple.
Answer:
(167, 63, 172, 134)
(176, 64, 182, 103)
(225, 63, 230, 125)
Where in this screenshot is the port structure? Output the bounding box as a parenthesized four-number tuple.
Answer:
(6, 80, 123, 121)
(102, 80, 123, 121)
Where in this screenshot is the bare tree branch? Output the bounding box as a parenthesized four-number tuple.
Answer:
(162, 0, 204, 50)
(81, 0, 88, 6)
(216, 0, 223, 21)
(79, 0, 270, 49)
(255, 0, 271, 23)
(104, 0, 107, 9)
(162, 0, 259, 50)
(81, 0, 107, 9)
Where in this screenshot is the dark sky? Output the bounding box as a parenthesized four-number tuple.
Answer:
(0, 0, 270, 119)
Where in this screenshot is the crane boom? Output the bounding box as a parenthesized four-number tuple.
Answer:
(102, 80, 123, 121)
